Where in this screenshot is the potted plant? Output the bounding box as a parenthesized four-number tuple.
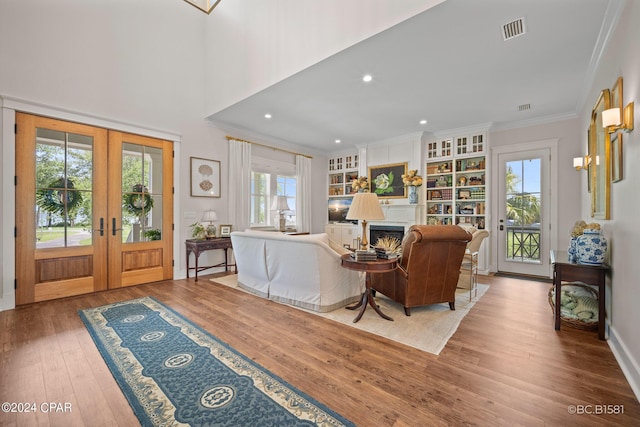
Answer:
(143, 229, 161, 241)
(190, 222, 207, 240)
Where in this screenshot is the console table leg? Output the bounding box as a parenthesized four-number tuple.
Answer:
(186, 250, 190, 279)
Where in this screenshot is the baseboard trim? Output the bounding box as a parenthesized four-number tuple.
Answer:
(608, 325, 640, 402)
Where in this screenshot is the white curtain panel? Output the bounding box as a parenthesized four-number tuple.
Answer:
(296, 155, 312, 232)
(228, 139, 252, 231)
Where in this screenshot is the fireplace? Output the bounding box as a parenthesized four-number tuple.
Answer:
(369, 225, 405, 247)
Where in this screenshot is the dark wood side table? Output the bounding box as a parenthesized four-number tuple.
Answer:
(550, 250, 609, 340)
(186, 238, 236, 281)
(340, 253, 398, 323)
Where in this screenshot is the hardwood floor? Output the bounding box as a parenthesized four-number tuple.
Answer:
(1, 273, 638, 426)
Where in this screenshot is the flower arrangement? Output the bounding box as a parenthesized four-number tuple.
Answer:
(401, 169, 423, 187)
(351, 176, 369, 192)
(570, 220, 600, 237)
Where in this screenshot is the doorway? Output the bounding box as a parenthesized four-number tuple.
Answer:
(15, 113, 173, 304)
(495, 145, 554, 278)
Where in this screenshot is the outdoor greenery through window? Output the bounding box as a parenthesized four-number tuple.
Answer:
(250, 171, 296, 227)
(35, 128, 93, 248)
(505, 158, 541, 262)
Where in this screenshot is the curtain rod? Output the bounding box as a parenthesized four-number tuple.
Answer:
(226, 135, 313, 159)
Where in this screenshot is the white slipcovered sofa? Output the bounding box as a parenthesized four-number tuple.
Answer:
(230, 230, 364, 312)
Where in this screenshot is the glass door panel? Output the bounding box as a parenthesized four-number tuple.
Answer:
(35, 129, 94, 248)
(121, 143, 163, 242)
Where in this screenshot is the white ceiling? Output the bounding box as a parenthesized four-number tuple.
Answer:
(207, 0, 612, 154)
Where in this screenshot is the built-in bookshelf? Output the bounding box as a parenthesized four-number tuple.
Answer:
(328, 153, 359, 197)
(426, 155, 486, 229)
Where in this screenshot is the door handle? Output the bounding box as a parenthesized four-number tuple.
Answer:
(93, 217, 105, 236)
(499, 225, 504, 231)
(112, 218, 123, 236)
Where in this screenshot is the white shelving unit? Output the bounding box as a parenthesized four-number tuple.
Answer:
(425, 131, 487, 230)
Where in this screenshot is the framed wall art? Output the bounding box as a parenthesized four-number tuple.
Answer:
(589, 89, 611, 219)
(368, 162, 407, 199)
(190, 157, 220, 198)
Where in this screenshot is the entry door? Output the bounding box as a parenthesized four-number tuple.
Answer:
(15, 114, 173, 305)
(107, 131, 173, 288)
(496, 149, 550, 277)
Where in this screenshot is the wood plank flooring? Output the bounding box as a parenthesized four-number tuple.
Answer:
(1, 273, 638, 426)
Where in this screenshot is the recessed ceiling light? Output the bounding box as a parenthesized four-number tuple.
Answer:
(362, 74, 373, 83)
(264, 113, 272, 119)
(420, 119, 427, 125)
(335, 139, 341, 144)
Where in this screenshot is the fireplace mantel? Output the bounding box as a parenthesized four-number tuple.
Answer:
(368, 204, 422, 232)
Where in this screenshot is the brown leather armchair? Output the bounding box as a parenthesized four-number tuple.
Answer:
(370, 225, 472, 316)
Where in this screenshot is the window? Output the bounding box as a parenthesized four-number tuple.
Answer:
(250, 171, 268, 226)
(250, 169, 296, 228)
(277, 175, 297, 226)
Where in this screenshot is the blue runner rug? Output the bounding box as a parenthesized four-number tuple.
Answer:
(79, 296, 354, 427)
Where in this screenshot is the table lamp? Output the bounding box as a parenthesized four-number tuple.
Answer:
(346, 192, 385, 249)
(202, 209, 218, 238)
(271, 196, 290, 232)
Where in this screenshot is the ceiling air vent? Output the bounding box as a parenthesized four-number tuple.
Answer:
(518, 103, 531, 112)
(502, 18, 526, 41)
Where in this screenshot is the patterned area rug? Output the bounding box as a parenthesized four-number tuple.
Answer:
(79, 296, 354, 427)
(211, 275, 489, 355)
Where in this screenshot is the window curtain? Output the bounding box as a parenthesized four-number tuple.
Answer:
(228, 139, 251, 231)
(296, 155, 312, 232)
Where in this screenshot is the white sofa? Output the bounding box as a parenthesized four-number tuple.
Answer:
(230, 230, 364, 312)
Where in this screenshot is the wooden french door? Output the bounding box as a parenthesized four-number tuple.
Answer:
(15, 113, 173, 305)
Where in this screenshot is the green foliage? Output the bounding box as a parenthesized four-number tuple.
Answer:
(143, 229, 162, 241)
(35, 177, 83, 216)
(190, 222, 206, 239)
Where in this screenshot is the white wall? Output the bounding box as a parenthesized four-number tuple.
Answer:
(578, 0, 640, 397)
(202, 0, 445, 116)
(0, 0, 212, 308)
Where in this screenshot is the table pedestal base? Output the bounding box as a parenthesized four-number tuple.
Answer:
(346, 274, 393, 323)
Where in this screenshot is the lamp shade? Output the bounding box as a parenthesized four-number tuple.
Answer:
(271, 195, 290, 212)
(573, 157, 583, 169)
(202, 209, 218, 222)
(602, 108, 621, 127)
(346, 192, 385, 221)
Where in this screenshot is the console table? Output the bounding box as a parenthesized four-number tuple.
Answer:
(550, 250, 609, 340)
(186, 238, 236, 281)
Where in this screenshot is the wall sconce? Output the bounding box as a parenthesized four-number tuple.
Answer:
(573, 155, 590, 171)
(602, 102, 634, 133)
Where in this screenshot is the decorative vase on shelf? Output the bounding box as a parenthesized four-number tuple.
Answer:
(576, 228, 607, 266)
(408, 186, 418, 204)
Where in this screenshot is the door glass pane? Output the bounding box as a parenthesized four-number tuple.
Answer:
(35, 128, 93, 248)
(505, 159, 541, 263)
(122, 143, 162, 242)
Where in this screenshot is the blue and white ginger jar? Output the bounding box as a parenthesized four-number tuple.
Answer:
(576, 229, 607, 266)
(567, 237, 579, 262)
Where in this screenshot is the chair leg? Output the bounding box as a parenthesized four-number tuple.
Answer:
(449, 301, 455, 310)
(404, 307, 411, 316)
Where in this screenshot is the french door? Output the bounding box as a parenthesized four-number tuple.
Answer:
(15, 114, 173, 305)
(496, 148, 551, 277)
